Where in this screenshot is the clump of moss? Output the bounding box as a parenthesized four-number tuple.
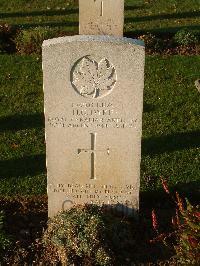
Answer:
(43, 205, 136, 265)
(174, 29, 199, 46)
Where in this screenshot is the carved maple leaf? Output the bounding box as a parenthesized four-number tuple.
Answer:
(72, 56, 116, 98)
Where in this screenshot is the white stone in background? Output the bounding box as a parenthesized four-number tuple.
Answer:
(195, 79, 200, 93)
(79, 0, 124, 36)
(42, 35, 145, 217)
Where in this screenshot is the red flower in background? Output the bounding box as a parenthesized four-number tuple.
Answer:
(194, 212, 200, 220)
(152, 209, 159, 232)
(188, 236, 198, 248)
(161, 177, 170, 194)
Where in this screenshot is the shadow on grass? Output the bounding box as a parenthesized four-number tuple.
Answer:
(174, 181, 200, 204)
(0, 113, 44, 132)
(142, 130, 200, 155)
(3, 10, 199, 33)
(0, 5, 145, 19)
(16, 21, 78, 29)
(143, 103, 155, 113)
(0, 154, 46, 178)
(124, 5, 146, 11)
(0, 114, 45, 179)
(141, 180, 200, 210)
(125, 10, 200, 23)
(0, 8, 78, 19)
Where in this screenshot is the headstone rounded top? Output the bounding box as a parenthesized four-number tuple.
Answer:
(42, 35, 145, 48)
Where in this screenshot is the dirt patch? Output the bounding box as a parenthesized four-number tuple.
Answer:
(0, 196, 48, 264)
(0, 196, 177, 265)
(0, 196, 47, 240)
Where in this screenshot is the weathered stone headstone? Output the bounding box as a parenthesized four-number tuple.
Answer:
(79, 0, 124, 36)
(43, 36, 145, 217)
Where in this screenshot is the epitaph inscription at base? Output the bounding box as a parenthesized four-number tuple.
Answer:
(42, 36, 145, 217)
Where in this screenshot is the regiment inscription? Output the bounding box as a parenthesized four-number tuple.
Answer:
(47, 101, 138, 129)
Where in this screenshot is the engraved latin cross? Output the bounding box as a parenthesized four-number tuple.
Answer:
(94, 0, 104, 16)
(78, 133, 110, 179)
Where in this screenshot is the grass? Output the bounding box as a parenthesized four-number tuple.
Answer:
(0, 54, 199, 197)
(0, 55, 45, 195)
(142, 56, 200, 199)
(0, 0, 199, 35)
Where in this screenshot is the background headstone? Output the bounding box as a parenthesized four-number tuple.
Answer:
(195, 79, 200, 93)
(79, 0, 124, 36)
(43, 36, 145, 217)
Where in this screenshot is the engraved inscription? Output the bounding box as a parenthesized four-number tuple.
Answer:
(78, 133, 110, 179)
(47, 102, 139, 130)
(71, 56, 117, 99)
(86, 20, 118, 35)
(48, 116, 137, 129)
(47, 101, 139, 129)
(49, 183, 138, 207)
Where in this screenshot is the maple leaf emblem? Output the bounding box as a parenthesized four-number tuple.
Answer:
(72, 56, 117, 98)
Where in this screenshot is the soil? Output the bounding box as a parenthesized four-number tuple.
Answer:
(147, 44, 200, 56)
(0, 196, 50, 265)
(125, 32, 200, 56)
(0, 196, 178, 265)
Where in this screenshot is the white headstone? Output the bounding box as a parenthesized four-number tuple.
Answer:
(79, 0, 124, 36)
(42, 36, 145, 217)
